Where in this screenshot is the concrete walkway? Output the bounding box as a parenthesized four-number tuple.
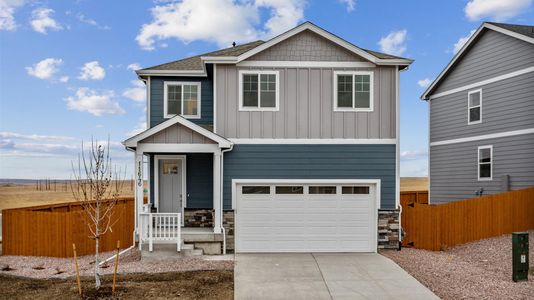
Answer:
(235, 253, 439, 300)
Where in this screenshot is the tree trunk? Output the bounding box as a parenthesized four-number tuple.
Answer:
(95, 203, 101, 290)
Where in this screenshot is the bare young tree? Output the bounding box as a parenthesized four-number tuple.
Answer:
(70, 138, 125, 290)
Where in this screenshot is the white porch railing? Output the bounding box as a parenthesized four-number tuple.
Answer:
(139, 212, 181, 252)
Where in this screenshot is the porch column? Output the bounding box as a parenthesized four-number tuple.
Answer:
(213, 151, 222, 234)
(135, 150, 144, 236)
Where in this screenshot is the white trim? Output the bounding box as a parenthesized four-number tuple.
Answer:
(146, 77, 151, 127)
(231, 178, 380, 253)
(333, 71, 374, 112)
(238, 70, 280, 111)
(430, 128, 534, 146)
(212, 152, 222, 233)
(154, 155, 186, 226)
(137, 69, 207, 77)
(138, 143, 221, 153)
(236, 61, 376, 68)
(467, 89, 482, 125)
(213, 64, 217, 133)
(422, 22, 534, 100)
(228, 138, 396, 144)
(477, 145, 493, 181)
(163, 81, 202, 119)
(395, 68, 400, 209)
(123, 114, 232, 148)
(428, 66, 534, 100)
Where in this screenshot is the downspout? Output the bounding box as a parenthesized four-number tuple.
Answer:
(397, 66, 409, 248)
(220, 144, 234, 255)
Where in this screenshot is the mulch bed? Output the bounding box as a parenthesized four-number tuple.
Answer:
(382, 230, 534, 300)
(0, 270, 233, 300)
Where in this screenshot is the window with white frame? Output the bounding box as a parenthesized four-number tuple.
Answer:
(334, 71, 373, 111)
(239, 71, 279, 110)
(164, 81, 201, 118)
(478, 145, 492, 180)
(468, 89, 482, 124)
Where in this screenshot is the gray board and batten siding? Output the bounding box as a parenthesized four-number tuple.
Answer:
(432, 29, 534, 94)
(215, 65, 397, 139)
(149, 65, 214, 128)
(430, 71, 534, 143)
(222, 144, 396, 210)
(430, 133, 534, 204)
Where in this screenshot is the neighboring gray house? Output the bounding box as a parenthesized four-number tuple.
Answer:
(422, 22, 534, 204)
(124, 22, 412, 255)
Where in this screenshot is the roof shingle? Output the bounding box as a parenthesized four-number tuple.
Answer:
(487, 22, 534, 39)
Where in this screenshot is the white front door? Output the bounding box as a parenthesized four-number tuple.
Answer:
(235, 181, 378, 253)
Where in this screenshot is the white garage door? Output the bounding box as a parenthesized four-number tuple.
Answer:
(235, 180, 378, 253)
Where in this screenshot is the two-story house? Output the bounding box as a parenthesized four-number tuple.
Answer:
(422, 22, 534, 204)
(124, 22, 412, 254)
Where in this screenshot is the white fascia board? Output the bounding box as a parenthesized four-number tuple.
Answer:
(201, 56, 238, 63)
(138, 143, 220, 153)
(123, 115, 232, 148)
(136, 69, 207, 77)
(236, 23, 379, 64)
(228, 138, 396, 144)
(484, 23, 534, 45)
(236, 61, 376, 68)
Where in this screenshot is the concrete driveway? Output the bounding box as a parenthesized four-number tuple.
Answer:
(235, 253, 438, 300)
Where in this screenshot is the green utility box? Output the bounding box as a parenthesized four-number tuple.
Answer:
(512, 232, 529, 282)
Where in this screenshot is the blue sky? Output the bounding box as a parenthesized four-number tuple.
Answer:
(0, 0, 533, 179)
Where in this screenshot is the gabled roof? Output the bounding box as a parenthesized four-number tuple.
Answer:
(137, 22, 413, 77)
(421, 22, 534, 100)
(123, 115, 232, 148)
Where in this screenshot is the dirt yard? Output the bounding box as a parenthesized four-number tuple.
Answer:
(0, 182, 134, 210)
(400, 177, 428, 191)
(382, 231, 534, 299)
(0, 270, 233, 300)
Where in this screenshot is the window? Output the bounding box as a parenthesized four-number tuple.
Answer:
(239, 71, 279, 111)
(342, 186, 370, 194)
(478, 146, 492, 181)
(242, 186, 270, 194)
(164, 82, 201, 119)
(275, 186, 303, 194)
(309, 186, 337, 194)
(334, 71, 373, 111)
(468, 89, 482, 124)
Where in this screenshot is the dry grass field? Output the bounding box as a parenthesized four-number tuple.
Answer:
(400, 177, 428, 192)
(0, 182, 134, 211)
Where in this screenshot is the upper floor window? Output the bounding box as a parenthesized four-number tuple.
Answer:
(164, 81, 201, 119)
(334, 71, 373, 112)
(478, 145, 492, 181)
(239, 70, 279, 111)
(468, 89, 482, 125)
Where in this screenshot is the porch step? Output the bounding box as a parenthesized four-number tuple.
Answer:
(182, 248, 204, 257)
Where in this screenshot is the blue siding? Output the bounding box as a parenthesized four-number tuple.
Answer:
(223, 144, 396, 209)
(149, 153, 213, 209)
(149, 64, 213, 128)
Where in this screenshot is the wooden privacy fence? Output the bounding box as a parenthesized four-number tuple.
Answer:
(402, 188, 534, 251)
(1, 198, 134, 257)
(400, 191, 429, 206)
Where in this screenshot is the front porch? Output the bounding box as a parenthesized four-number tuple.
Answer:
(123, 115, 233, 256)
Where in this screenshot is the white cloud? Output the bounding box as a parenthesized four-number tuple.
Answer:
(400, 149, 428, 176)
(401, 150, 428, 160)
(0, 0, 25, 31)
(378, 29, 407, 56)
(339, 0, 355, 12)
(417, 78, 432, 88)
(126, 119, 147, 137)
(0, 131, 74, 141)
(30, 7, 63, 34)
(59, 76, 69, 83)
(465, 0, 533, 21)
(65, 88, 125, 116)
(127, 63, 141, 71)
(78, 61, 106, 80)
(453, 29, 476, 54)
(77, 13, 111, 30)
(123, 80, 146, 103)
(26, 58, 63, 80)
(136, 0, 305, 50)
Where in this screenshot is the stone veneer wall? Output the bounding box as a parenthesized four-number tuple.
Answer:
(183, 209, 213, 227)
(223, 210, 235, 252)
(378, 209, 400, 249)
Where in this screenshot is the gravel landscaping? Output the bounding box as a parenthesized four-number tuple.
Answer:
(382, 230, 534, 300)
(0, 248, 233, 279)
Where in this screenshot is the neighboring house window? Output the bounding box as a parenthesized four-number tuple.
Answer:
(239, 70, 279, 111)
(468, 89, 482, 124)
(164, 81, 201, 119)
(333, 71, 373, 112)
(478, 145, 492, 181)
